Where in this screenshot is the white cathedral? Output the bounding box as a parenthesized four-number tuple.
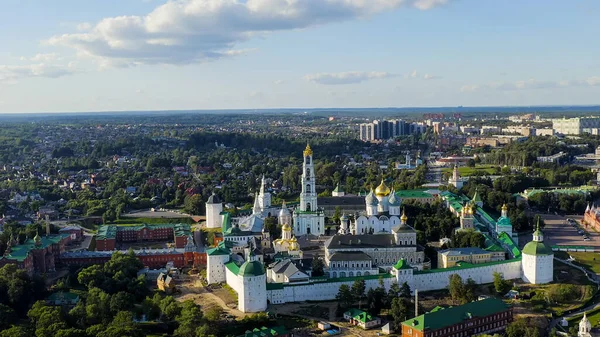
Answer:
(345, 179, 402, 235)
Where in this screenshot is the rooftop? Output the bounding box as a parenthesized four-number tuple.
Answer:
(1, 234, 69, 262)
(402, 298, 510, 332)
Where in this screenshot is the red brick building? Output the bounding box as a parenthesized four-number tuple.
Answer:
(0, 234, 70, 275)
(61, 250, 206, 269)
(402, 298, 512, 337)
(95, 224, 191, 251)
(584, 204, 600, 230)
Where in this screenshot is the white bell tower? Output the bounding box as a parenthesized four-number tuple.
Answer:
(300, 144, 317, 212)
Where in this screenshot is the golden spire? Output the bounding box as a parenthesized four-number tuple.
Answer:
(502, 203, 508, 211)
(303, 143, 313, 157)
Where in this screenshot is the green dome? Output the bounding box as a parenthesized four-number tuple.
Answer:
(522, 241, 553, 256)
(394, 259, 412, 270)
(239, 260, 265, 277)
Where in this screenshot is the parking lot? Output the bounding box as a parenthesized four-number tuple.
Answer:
(541, 214, 600, 248)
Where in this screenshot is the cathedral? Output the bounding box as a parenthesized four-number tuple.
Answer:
(348, 179, 402, 235)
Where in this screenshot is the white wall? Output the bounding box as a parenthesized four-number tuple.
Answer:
(207, 255, 228, 284)
(266, 259, 523, 304)
(206, 203, 223, 229)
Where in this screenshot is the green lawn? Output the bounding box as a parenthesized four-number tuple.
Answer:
(558, 252, 600, 274)
(568, 307, 600, 328)
(442, 165, 498, 177)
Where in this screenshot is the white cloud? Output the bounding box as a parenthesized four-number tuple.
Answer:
(28, 53, 60, 62)
(461, 77, 600, 92)
(76, 22, 92, 31)
(408, 70, 418, 78)
(414, 0, 449, 10)
(304, 71, 395, 85)
(423, 73, 441, 80)
(47, 0, 451, 66)
(0, 62, 78, 82)
(274, 80, 284, 85)
(135, 89, 143, 94)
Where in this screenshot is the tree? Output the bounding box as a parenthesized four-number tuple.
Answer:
(0, 304, 17, 330)
(387, 282, 401, 308)
(311, 257, 325, 277)
(390, 297, 409, 331)
(335, 284, 354, 308)
(493, 272, 511, 294)
(184, 194, 204, 215)
(400, 282, 411, 298)
(448, 274, 465, 305)
(204, 307, 223, 322)
(0, 325, 30, 337)
(506, 318, 541, 337)
(351, 279, 366, 308)
(159, 296, 182, 322)
(174, 300, 204, 337)
(109, 292, 135, 314)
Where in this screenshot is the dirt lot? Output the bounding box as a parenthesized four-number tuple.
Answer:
(175, 278, 248, 319)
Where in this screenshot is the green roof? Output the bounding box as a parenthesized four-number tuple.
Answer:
(521, 188, 591, 199)
(237, 326, 288, 337)
(96, 223, 191, 240)
(498, 232, 521, 258)
(206, 246, 230, 256)
(225, 261, 240, 275)
(472, 190, 482, 203)
(395, 189, 434, 199)
(394, 259, 412, 270)
(333, 184, 343, 193)
(416, 257, 521, 274)
(1, 234, 68, 262)
(522, 241, 553, 256)
(239, 260, 265, 277)
(344, 308, 378, 324)
(47, 291, 80, 302)
(402, 298, 510, 332)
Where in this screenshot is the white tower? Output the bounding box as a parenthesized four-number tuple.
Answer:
(579, 312, 592, 337)
(293, 144, 325, 236)
(300, 144, 317, 212)
(258, 175, 271, 213)
(205, 193, 223, 229)
(448, 165, 464, 189)
(332, 183, 345, 197)
(278, 201, 292, 226)
(338, 214, 350, 234)
(238, 253, 267, 313)
(252, 192, 261, 215)
(522, 219, 554, 284)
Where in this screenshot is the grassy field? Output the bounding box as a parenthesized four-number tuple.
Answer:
(442, 165, 499, 176)
(555, 251, 600, 274)
(567, 307, 600, 328)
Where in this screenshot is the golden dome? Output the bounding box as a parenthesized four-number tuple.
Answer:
(282, 223, 291, 231)
(290, 236, 297, 242)
(375, 179, 391, 197)
(289, 242, 299, 251)
(303, 144, 313, 157)
(502, 203, 508, 211)
(401, 209, 408, 222)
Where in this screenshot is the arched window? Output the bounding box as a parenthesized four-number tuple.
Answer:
(306, 203, 311, 211)
(306, 168, 310, 176)
(306, 156, 311, 164)
(306, 184, 311, 192)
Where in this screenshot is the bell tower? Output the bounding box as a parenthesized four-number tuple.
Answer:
(300, 144, 317, 212)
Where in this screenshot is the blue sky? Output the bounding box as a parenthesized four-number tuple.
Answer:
(0, 0, 599, 113)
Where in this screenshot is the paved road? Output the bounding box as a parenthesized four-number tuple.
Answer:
(539, 214, 600, 248)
